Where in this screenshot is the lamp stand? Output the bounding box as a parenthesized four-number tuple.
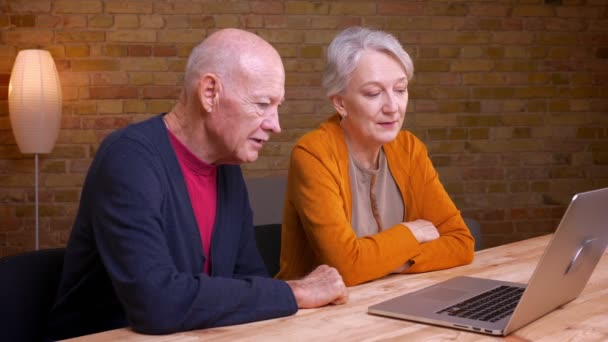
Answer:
(35, 153, 39, 251)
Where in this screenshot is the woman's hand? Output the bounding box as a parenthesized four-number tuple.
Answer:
(401, 219, 439, 243)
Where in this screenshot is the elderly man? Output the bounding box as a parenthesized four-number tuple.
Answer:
(47, 29, 348, 340)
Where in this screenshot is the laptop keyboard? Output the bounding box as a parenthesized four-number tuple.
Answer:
(436, 285, 525, 323)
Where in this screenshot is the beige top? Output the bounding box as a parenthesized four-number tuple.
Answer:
(348, 147, 404, 237)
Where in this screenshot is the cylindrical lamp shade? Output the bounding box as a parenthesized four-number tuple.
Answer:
(8, 49, 62, 154)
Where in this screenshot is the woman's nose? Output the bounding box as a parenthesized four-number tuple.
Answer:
(382, 92, 399, 113)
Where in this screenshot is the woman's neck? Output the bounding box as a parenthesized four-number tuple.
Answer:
(341, 121, 381, 170)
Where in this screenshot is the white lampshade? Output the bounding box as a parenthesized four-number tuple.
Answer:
(8, 49, 62, 154)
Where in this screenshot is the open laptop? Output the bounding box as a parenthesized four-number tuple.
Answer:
(368, 187, 608, 336)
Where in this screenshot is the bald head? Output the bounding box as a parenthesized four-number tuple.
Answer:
(183, 29, 282, 100)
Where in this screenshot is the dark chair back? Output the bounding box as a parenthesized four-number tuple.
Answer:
(463, 217, 483, 251)
(245, 176, 287, 277)
(245, 176, 287, 226)
(254, 224, 282, 277)
(0, 248, 65, 342)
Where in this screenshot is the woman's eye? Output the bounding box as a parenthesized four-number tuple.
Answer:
(395, 88, 407, 94)
(364, 93, 380, 98)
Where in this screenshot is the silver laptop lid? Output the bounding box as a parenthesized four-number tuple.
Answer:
(505, 187, 608, 334)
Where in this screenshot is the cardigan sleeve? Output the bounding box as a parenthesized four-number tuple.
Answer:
(92, 138, 297, 334)
(399, 140, 475, 273)
(286, 143, 422, 286)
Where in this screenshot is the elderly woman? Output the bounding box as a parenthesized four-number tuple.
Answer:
(276, 27, 474, 286)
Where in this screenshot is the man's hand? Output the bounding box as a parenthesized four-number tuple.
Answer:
(401, 219, 439, 243)
(285, 265, 349, 309)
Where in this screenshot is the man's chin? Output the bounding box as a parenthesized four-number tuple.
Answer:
(242, 152, 259, 164)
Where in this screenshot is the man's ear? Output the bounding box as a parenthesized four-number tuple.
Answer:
(330, 95, 347, 117)
(198, 73, 220, 113)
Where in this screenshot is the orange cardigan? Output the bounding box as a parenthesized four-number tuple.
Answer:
(276, 114, 474, 286)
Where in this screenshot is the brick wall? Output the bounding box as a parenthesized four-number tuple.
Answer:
(1, 0, 607, 256)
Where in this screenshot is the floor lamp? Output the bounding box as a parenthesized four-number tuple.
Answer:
(8, 49, 62, 251)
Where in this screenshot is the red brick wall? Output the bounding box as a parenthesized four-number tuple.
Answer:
(1, 0, 607, 256)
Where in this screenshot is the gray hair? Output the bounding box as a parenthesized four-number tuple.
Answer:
(322, 26, 414, 97)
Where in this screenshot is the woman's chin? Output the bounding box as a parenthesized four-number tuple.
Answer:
(373, 130, 400, 145)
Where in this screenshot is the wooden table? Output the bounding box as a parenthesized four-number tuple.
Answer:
(65, 234, 608, 341)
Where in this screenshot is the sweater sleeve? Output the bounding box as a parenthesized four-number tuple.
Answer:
(286, 143, 422, 286)
(91, 138, 297, 335)
(400, 140, 475, 273)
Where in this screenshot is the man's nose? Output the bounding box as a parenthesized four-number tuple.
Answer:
(262, 110, 281, 134)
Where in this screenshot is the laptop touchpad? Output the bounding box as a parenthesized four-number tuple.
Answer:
(419, 287, 468, 301)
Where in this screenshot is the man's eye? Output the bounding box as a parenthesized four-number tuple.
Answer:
(395, 88, 407, 94)
(257, 103, 270, 109)
(364, 93, 380, 98)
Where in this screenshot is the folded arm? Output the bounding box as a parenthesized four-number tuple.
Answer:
(288, 134, 474, 285)
(395, 141, 475, 273)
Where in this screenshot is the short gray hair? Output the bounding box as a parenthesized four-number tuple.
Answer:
(322, 26, 414, 97)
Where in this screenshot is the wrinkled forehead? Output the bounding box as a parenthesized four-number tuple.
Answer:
(241, 49, 284, 75)
(235, 53, 285, 94)
(239, 53, 285, 81)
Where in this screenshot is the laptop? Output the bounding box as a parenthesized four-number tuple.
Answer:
(368, 187, 608, 336)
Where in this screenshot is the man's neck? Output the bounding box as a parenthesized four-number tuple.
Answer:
(164, 103, 218, 165)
